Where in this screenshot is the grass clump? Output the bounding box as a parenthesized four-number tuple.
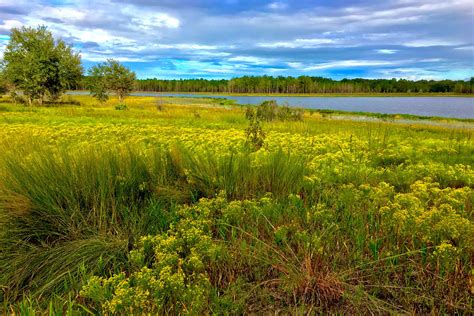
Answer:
(114, 103, 128, 110)
(0, 145, 174, 301)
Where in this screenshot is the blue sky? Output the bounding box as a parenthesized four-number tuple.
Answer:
(0, 0, 473, 80)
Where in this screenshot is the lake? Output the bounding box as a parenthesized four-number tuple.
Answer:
(70, 92, 474, 119)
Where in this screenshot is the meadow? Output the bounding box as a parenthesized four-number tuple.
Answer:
(0, 95, 472, 314)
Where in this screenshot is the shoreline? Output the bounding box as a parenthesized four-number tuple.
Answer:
(60, 93, 474, 122)
(4, 93, 470, 123)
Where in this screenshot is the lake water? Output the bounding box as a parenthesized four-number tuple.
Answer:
(70, 92, 474, 119)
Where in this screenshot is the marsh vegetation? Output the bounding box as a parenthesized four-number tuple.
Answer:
(0, 94, 472, 314)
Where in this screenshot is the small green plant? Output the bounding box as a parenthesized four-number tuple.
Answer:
(115, 103, 128, 110)
(245, 108, 266, 151)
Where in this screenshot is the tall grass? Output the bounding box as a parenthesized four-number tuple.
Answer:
(171, 145, 308, 199)
(0, 142, 310, 302)
(0, 145, 168, 300)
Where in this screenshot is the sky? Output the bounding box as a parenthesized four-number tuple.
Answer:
(0, 0, 473, 80)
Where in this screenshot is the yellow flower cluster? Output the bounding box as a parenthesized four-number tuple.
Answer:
(380, 180, 473, 250)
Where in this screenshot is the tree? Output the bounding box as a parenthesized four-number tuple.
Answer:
(1, 26, 82, 105)
(87, 67, 109, 103)
(87, 59, 136, 103)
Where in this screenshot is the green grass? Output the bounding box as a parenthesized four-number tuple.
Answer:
(0, 95, 473, 314)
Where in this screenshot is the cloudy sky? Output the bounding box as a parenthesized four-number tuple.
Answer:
(0, 0, 473, 80)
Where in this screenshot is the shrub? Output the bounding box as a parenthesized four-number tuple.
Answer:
(81, 203, 216, 314)
(246, 101, 304, 122)
(115, 103, 128, 110)
(256, 100, 278, 122)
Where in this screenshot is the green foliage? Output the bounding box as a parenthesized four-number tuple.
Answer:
(86, 70, 109, 103)
(87, 59, 136, 103)
(245, 114, 266, 151)
(246, 101, 304, 122)
(114, 103, 128, 110)
(276, 104, 304, 121)
(244, 100, 302, 151)
(254, 100, 278, 121)
(1, 26, 82, 105)
(81, 204, 215, 314)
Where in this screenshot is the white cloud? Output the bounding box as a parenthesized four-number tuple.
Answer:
(377, 67, 442, 80)
(201, 67, 235, 73)
(36, 7, 86, 22)
(418, 58, 443, 62)
(395, 0, 473, 11)
(287, 62, 303, 68)
(259, 38, 337, 48)
(267, 2, 288, 10)
(305, 60, 396, 70)
(174, 44, 216, 50)
(131, 43, 220, 51)
(227, 56, 271, 64)
(193, 51, 231, 57)
(376, 49, 398, 54)
(403, 39, 462, 47)
(455, 45, 474, 51)
(0, 20, 23, 32)
(71, 28, 135, 45)
(131, 13, 180, 30)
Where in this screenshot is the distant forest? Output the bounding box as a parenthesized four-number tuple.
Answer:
(77, 76, 474, 94)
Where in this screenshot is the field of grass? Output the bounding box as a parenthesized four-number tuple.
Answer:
(0, 94, 473, 314)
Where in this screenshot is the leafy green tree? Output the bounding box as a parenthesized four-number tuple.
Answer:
(87, 67, 109, 103)
(87, 60, 136, 103)
(1, 26, 82, 105)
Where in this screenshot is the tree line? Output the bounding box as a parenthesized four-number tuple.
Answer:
(130, 76, 473, 94)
